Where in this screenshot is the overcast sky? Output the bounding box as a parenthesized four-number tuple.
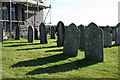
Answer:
(44, 0, 119, 26)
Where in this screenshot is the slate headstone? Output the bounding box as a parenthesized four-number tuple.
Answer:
(115, 23, 120, 45)
(50, 26, 56, 39)
(103, 26, 112, 47)
(78, 25, 85, 50)
(56, 21, 65, 47)
(28, 25, 34, 43)
(85, 22, 103, 62)
(39, 23, 47, 44)
(15, 25, 20, 40)
(63, 23, 80, 57)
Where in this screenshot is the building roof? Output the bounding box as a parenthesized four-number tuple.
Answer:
(0, 0, 50, 8)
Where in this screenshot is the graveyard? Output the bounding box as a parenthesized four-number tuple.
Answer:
(1, 22, 119, 78)
(0, 0, 119, 79)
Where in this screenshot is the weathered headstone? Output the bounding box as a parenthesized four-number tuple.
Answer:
(103, 26, 112, 47)
(28, 25, 34, 43)
(85, 22, 103, 62)
(78, 25, 85, 50)
(15, 25, 20, 40)
(0, 22, 3, 42)
(39, 23, 47, 44)
(50, 26, 56, 39)
(115, 23, 120, 45)
(63, 23, 80, 57)
(56, 21, 65, 47)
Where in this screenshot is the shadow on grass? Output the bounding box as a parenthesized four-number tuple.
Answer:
(111, 44, 120, 47)
(4, 43, 40, 47)
(104, 44, 120, 48)
(43, 46, 58, 48)
(104, 46, 112, 48)
(16, 47, 42, 51)
(11, 53, 71, 67)
(45, 49, 63, 52)
(26, 58, 98, 75)
(15, 46, 58, 51)
(2, 42, 28, 44)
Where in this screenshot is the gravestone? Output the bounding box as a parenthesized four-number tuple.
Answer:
(85, 22, 103, 62)
(28, 25, 34, 43)
(103, 26, 112, 47)
(63, 23, 80, 57)
(0, 22, 3, 42)
(50, 26, 56, 39)
(39, 23, 47, 44)
(78, 25, 85, 50)
(15, 25, 20, 40)
(56, 21, 65, 47)
(115, 23, 120, 45)
(112, 27, 116, 41)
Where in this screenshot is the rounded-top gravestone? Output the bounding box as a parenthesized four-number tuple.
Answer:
(78, 24, 85, 50)
(28, 25, 34, 43)
(63, 23, 80, 57)
(50, 26, 56, 39)
(85, 22, 103, 62)
(103, 26, 112, 47)
(39, 23, 47, 44)
(56, 21, 65, 47)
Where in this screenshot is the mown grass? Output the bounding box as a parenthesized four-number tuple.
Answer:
(1, 35, 119, 79)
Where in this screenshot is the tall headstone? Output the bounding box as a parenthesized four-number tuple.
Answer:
(63, 23, 80, 57)
(50, 26, 56, 39)
(115, 23, 120, 45)
(56, 21, 65, 47)
(39, 23, 47, 44)
(103, 26, 112, 47)
(85, 23, 103, 62)
(15, 25, 20, 40)
(28, 25, 34, 43)
(78, 25, 85, 50)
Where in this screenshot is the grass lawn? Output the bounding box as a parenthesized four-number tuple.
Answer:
(1, 35, 119, 79)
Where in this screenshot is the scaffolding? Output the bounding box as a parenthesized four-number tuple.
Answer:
(0, 0, 50, 39)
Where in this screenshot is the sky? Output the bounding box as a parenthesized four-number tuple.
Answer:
(44, 0, 119, 26)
